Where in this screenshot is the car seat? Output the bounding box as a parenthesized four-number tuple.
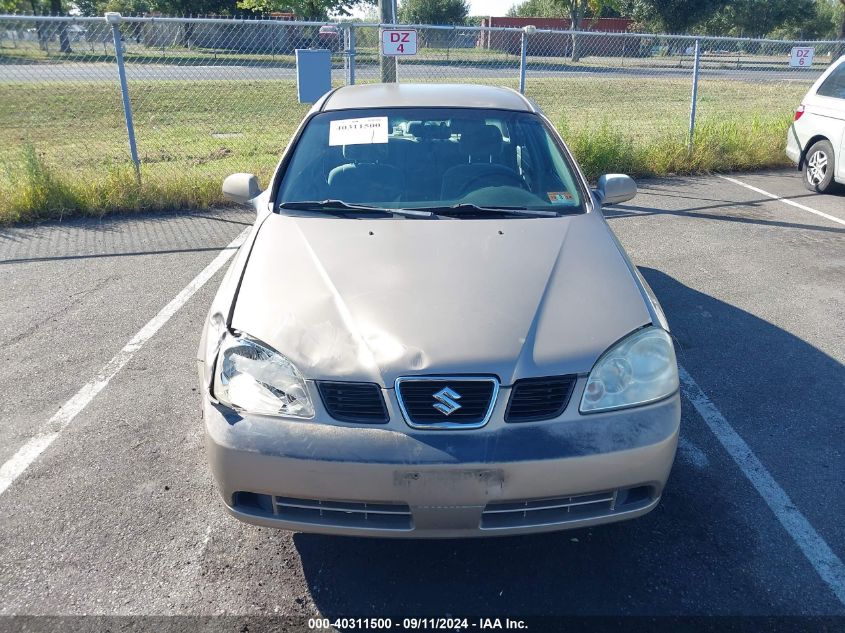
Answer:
(440, 123, 524, 199)
(327, 143, 405, 203)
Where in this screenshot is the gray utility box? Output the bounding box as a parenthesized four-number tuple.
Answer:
(295, 49, 332, 104)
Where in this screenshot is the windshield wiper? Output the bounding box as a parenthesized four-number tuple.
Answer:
(416, 203, 561, 218)
(278, 200, 433, 218)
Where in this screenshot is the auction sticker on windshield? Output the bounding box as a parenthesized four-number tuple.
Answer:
(548, 191, 574, 204)
(329, 117, 389, 146)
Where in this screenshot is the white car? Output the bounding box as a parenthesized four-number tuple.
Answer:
(786, 55, 845, 193)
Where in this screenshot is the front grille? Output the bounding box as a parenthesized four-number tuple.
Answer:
(317, 381, 388, 424)
(480, 486, 654, 530)
(234, 492, 412, 530)
(395, 377, 498, 428)
(275, 496, 412, 530)
(505, 375, 577, 422)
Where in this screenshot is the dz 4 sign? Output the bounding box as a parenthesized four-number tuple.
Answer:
(382, 29, 417, 56)
(790, 46, 814, 67)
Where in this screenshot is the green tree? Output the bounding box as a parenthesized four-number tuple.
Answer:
(0, 0, 42, 12)
(154, 0, 241, 15)
(50, 0, 72, 51)
(700, 0, 816, 38)
(236, 0, 371, 20)
(509, 0, 618, 26)
(74, 0, 246, 49)
(398, 0, 470, 25)
(75, 0, 154, 16)
(507, 0, 567, 18)
(839, 0, 845, 39)
(75, 0, 241, 16)
(9, 0, 75, 51)
(621, 0, 728, 34)
(765, 0, 844, 40)
(508, 0, 620, 60)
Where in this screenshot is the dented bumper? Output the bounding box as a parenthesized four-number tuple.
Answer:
(204, 380, 680, 538)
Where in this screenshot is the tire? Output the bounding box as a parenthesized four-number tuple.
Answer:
(802, 139, 839, 193)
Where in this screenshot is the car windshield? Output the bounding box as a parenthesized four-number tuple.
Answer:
(276, 107, 585, 216)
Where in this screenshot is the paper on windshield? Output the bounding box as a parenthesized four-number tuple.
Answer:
(329, 117, 389, 146)
(547, 191, 574, 204)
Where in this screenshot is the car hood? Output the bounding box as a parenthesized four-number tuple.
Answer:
(231, 212, 651, 386)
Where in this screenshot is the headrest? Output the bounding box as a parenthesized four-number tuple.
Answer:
(407, 122, 425, 139)
(427, 124, 451, 140)
(343, 142, 388, 163)
(458, 123, 503, 159)
(408, 122, 450, 141)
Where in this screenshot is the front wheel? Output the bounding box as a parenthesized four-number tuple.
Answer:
(803, 140, 839, 193)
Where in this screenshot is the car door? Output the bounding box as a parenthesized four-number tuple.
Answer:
(810, 59, 845, 180)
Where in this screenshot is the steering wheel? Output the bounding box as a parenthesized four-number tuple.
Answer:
(456, 169, 525, 197)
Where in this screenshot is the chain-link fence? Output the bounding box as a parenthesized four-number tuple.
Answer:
(1, 13, 842, 217)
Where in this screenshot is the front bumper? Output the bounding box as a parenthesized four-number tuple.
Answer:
(203, 380, 680, 538)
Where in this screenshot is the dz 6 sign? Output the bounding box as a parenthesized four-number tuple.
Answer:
(790, 46, 814, 68)
(382, 29, 417, 56)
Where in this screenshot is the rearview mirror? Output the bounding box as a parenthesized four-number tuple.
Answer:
(222, 173, 261, 205)
(595, 174, 637, 206)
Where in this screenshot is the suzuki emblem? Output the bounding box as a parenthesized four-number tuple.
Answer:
(432, 386, 462, 416)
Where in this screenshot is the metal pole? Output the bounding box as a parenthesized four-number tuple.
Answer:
(688, 38, 701, 149)
(393, 0, 401, 83)
(378, 0, 397, 83)
(518, 26, 535, 95)
(519, 31, 527, 94)
(106, 12, 140, 180)
(346, 23, 356, 85)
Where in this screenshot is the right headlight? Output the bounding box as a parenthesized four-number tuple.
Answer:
(213, 332, 314, 419)
(580, 326, 678, 414)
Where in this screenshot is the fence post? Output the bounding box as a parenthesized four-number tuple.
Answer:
(346, 23, 356, 85)
(518, 25, 535, 95)
(688, 38, 701, 149)
(379, 0, 397, 83)
(106, 12, 140, 180)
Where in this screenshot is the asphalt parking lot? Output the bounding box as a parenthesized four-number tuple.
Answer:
(0, 169, 843, 626)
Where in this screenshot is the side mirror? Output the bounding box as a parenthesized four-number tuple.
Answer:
(595, 174, 637, 206)
(222, 173, 261, 206)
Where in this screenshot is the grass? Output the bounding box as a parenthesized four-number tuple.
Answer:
(561, 116, 792, 180)
(0, 74, 806, 225)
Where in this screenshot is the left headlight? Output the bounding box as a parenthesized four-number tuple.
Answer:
(580, 326, 678, 414)
(213, 332, 314, 419)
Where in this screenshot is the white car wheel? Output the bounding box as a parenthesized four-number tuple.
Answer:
(803, 140, 838, 193)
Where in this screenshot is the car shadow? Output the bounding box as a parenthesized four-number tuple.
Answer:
(0, 207, 251, 262)
(603, 199, 845, 235)
(290, 268, 845, 617)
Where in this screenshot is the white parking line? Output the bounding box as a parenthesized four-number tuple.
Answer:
(679, 365, 845, 607)
(718, 175, 845, 227)
(0, 229, 249, 498)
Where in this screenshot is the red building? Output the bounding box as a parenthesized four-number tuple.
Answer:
(478, 16, 635, 57)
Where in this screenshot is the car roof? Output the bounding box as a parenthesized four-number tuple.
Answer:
(320, 83, 537, 113)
